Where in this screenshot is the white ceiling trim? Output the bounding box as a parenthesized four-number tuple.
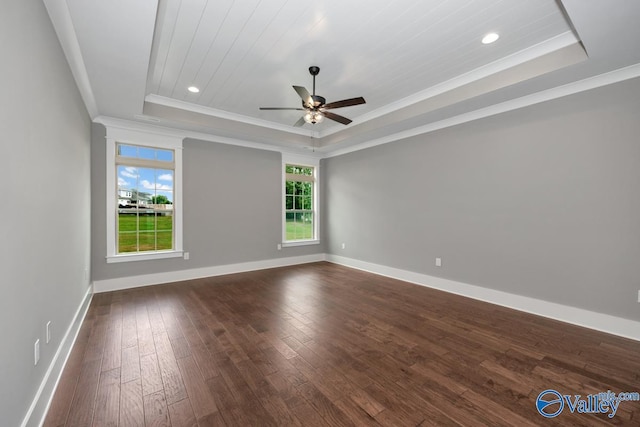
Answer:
(43, 0, 98, 118)
(318, 31, 581, 139)
(94, 116, 323, 159)
(321, 62, 640, 158)
(145, 94, 321, 138)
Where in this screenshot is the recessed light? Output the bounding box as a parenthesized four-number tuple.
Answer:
(482, 32, 499, 44)
(187, 86, 200, 93)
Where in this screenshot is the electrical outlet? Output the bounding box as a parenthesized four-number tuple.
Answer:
(435, 257, 442, 267)
(183, 252, 189, 260)
(34, 339, 40, 365)
(277, 243, 282, 250)
(46, 321, 51, 344)
(637, 290, 640, 303)
(341, 243, 346, 249)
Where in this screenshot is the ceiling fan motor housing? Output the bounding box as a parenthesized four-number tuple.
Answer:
(303, 95, 326, 109)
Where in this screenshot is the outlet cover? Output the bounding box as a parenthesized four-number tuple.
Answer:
(435, 257, 442, 267)
(34, 339, 40, 365)
(46, 321, 51, 343)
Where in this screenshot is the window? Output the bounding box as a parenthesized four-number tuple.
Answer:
(105, 125, 183, 263)
(116, 144, 174, 253)
(283, 155, 319, 246)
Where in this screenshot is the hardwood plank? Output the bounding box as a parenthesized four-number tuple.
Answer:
(176, 356, 218, 419)
(65, 357, 101, 427)
(196, 410, 228, 427)
(189, 342, 219, 380)
(296, 381, 355, 427)
(140, 353, 163, 396)
(121, 303, 138, 349)
(167, 398, 197, 427)
(120, 345, 141, 383)
(153, 331, 188, 404)
(143, 390, 170, 427)
(119, 379, 144, 427)
(92, 368, 120, 427)
(169, 335, 191, 359)
(137, 323, 156, 356)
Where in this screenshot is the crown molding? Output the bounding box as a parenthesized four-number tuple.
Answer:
(93, 116, 323, 158)
(43, 0, 99, 118)
(144, 94, 322, 138)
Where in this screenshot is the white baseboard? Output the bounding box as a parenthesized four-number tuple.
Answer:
(327, 254, 640, 342)
(93, 253, 327, 293)
(22, 284, 93, 427)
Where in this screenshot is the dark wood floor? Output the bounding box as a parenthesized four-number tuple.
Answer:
(44, 262, 640, 426)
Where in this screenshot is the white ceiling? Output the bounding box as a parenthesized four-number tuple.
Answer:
(44, 0, 640, 155)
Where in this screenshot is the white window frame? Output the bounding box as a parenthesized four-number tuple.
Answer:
(105, 126, 183, 263)
(282, 154, 320, 247)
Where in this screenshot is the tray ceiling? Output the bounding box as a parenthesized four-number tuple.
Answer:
(44, 0, 640, 154)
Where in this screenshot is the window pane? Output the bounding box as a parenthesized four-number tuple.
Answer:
(138, 214, 156, 231)
(302, 213, 313, 239)
(157, 149, 174, 162)
(156, 231, 172, 250)
(117, 144, 173, 163)
(285, 212, 295, 241)
(287, 165, 313, 176)
(138, 231, 156, 251)
(302, 196, 313, 210)
(139, 146, 156, 160)
(118, 144, 138, 158)
(285, 195, 293, 210)
(156, 213, 173, 231)
(118, 231, 137, 253)
(118, 212, 137, 232)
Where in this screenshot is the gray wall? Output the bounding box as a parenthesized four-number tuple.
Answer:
(0, 1, 92, 425)
(324, 77, 640, 321)
(92, 129, 325, 281)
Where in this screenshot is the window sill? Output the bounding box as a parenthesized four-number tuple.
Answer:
(282, 240, 320, 248)
(106, 250, 184, 263)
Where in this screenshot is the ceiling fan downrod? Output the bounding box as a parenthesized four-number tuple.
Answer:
(309, 66, 320, 96)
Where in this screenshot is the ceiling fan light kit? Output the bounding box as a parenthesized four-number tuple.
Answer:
(260, 66, 366, 127)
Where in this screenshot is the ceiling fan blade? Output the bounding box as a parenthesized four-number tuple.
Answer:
(323, 111, 352, 125)
(260, 107, 305, 110)
(293, 116, 306, 127)
(322, 97, 366, 110)
(293, 85, 313, 107)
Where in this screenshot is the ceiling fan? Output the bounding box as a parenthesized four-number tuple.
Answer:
(260, 66, 365, 126)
